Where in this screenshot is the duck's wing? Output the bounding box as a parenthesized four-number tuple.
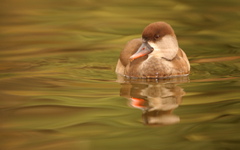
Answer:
(120, 38, 142, 66)
(115, 38, 142, 75)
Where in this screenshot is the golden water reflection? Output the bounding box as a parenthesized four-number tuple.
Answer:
(1, 0, 240, 149)
(118, 76, 189, 126)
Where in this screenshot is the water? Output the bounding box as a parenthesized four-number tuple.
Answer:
(0, 0, 240, 150)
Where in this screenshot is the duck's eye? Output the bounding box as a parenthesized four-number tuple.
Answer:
(154, 34, 160, 39)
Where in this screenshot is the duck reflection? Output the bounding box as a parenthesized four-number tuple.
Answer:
(117, 75, 189, 126)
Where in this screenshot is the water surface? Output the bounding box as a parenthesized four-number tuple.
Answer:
(1, 0, 240, 150)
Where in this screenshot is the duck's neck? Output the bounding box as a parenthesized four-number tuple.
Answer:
(148, 35, 179, 60)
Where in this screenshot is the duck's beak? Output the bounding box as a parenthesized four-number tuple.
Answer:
(130, 42, 153, 61)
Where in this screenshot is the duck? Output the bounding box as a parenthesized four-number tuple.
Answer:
(115, 21, 190, 78)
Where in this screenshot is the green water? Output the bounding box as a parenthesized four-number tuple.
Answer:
(0, 0, 240, 150)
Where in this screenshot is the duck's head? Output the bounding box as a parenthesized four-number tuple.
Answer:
(130, 22, 179, 61)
